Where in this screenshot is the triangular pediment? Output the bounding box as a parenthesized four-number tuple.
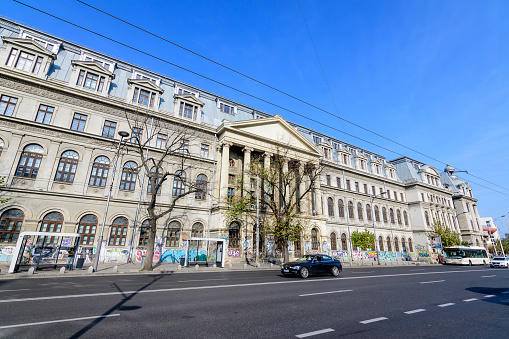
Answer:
(127, 79, 164, 93)
(71, 60, 114, 77)
(2, 37, 55, 57)
(220, 115, 321, 156)
(174, 94, 205, 106)
(355, 153, 368, 160)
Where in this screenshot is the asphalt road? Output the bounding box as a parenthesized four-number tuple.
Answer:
(0, 265, 507, 338)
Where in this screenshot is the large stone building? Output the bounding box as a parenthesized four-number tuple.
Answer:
(0, 18, 485, 265)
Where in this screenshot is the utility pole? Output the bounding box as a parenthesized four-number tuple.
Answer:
(255, 175, 260, 265)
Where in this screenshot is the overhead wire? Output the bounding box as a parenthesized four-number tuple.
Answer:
(12, 0, 509, 195)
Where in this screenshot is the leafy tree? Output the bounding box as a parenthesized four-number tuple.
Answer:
(426, 221, 461, 247)
(494, 238, 509, 254)
(226, 146, 321, 263)
(351, 228, 375, 250)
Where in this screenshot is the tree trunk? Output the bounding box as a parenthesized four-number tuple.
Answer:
(142, 212, 157, 271)
(283, 239, 290, 263)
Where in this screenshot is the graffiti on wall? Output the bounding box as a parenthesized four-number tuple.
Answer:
(100, 247, 129, 263)
(0, 246, 15, 262)
(418, 250, 430, 257)
(135, 249, 161, 262)
(304, 240, 311, 254)
(266, 238, 274, 257)
(160, 249, 208, 263)
(379, 251, 397, 261)
(366, 251, 378, 259)
(322, 241, 329, 255)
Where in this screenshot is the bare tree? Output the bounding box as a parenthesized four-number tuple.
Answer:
(226, 146, 322, 263)
(125, 110, 206, 271)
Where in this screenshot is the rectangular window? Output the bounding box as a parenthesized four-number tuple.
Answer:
(77, 70, 85, 86)
(35, 104, 54, 124)
(400, 193, 404, 201)
(227, 188, 234, 203)
(179, 139, 189, 154)
(0, 95, 18, 116)
(156, 133, 167, 149)
(178, 88, 195, 95)
(130, 127, 143, 144)
(32, 57, 43, 74)
(421, 193, 425, 201)
(336, 177, 341, 188)
(201, 144, 209, 158)
(138, 89, 150, 106)
(346, 180, 351, 190)
(394, 192, 398, 201)
(102, 120, 117, 138)
(228, 174, 235, 185)
(6, 48, 18, 66)
(70, 113, 87, 132)
(326, 175, 331, 186)
(15, 51, 35, 72)
(313, 136, 322, 144)
(332, 142, 340, 150)
(219, 103, 235, 115)
(355, 182, 359, 192)
(135, 73, 157, 84)
(363, 184, 368, 194)
(372, 186, 375, 195)
(343, 154, 348, 165)
(97, 76, 105, 93)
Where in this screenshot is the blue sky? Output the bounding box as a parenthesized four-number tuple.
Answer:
(4, 0, 509, 234)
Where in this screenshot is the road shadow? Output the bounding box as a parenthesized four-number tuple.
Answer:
(68, 274, 166, 338)
(465, 287, 509, 307)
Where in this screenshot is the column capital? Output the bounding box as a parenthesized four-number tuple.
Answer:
(220, 141, 233, 149)
(242, 146, 254, 153)
(263, 152, 273, 158)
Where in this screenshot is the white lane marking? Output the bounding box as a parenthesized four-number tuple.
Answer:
(463, 298, 478, 302)
(360, 317, 388, 324)
(0, 289, 31, 292)
(481, 275, 496, 278)
(404, 309, 426, 314)
(484, 295, 495, 298)
(296, 328, 335, 338)
(351, 271, 374, 273)
(0, 269, 488, 304)
(177, 278, 229, 283)
(300, 290, 352, 297)
(438, 303, 455, 307)
(0, 314, 119, 329)
(420, 280, 445, 284)
(502, 292, 509, 294)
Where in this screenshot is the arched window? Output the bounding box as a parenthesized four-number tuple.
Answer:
(382, 207, 388, 222)
(348, 201, 354, 219)
(0, 209, 24, 243)
(338, 199, 344, 217)
(394, 237, 400, 252)
(55, 150, 79, 183)
(172, 170, 185, 196)
(78, 214, 97, 245)
(374, 205, 380, 222)
(424, 211, 430, 226)
(229, 222, 240, 248)
(327, 198, 334, 217)
(366, 204, 372, 221)
(403, 211, 409, 226)
(89, 156, 109, 187)
(408, 238, 413, 252)
(341, 233, 347, 251)
(166, 220, 181, 247)
(311, 228, 319, 250)
(16, 144, 43, 178)
(147, 166, 163, 194)
(330, 232, 337, 251)
(120, 161, 138, 191)
(401, 238, 406, 252)
(191, 222, 204, 247)
(357, 203, 363, 221)
(386, 236, 392, 252)
(389, 208, 395, 224)
(195, 174, 208, 200)
(379, 236, 384, 252)
(139, 220, 150, 246)
(396, 210, 402, 225)
(39, 212, 63, 245)
(109, 217, 128, 246)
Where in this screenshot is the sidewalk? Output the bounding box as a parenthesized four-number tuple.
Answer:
(0, 260, 432, 280)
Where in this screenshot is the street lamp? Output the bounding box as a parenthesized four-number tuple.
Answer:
(92, 130, 130, 272)
(370, 191, 387, 265)
(493, 215, 506, 256)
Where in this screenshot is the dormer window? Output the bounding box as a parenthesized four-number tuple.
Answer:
(2, 37, 55, 79)
(70, 61, 114, 97)
(219, 102, 236, 115)
(313, 136, 322, 144)
(173, 92, 204, 123)
(127, 79, 164, 111)
(80, 51, 115, 72)
(132, 71, 160, 85)
(134, 88, 156, 108)
(323, 148, 330, 160)
(175, 85, 199, 98)
(19, 30, 60, 53)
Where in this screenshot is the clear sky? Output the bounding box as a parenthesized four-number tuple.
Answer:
(4, 0, 509, 234)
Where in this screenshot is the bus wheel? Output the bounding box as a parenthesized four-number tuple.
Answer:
(469, 260, 472, 266)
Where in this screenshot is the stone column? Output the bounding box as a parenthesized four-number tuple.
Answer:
(219, 141, 232, 204)
(242, 147, 253, 195)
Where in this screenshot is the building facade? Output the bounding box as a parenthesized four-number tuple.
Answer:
(0, 18, 485, 265)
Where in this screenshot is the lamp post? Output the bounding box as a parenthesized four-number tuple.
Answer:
(92, 130, 130, 272)
(370, 191, 387, 265)
(494, 216, 506, 256)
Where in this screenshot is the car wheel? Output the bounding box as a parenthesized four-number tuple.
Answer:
(490, 265, 494, 268)
(331, 266, 340, 277)
(469, 260, 472, 266)
(299, 267, 309, 279)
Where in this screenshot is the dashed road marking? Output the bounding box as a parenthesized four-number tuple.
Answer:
(177, 278, 229, 283)
(0, 289, 30, 293)
(360, 317, 388, 324)
(484, 295, 495, 298)
(0, 314, 120, 329)
(404, 309, 426, 314)
(420, 280, 445, 284)
(463, 298, 478, 302)
(438, 303, 455, 307)
(502, 291, 509, 294)
(296, 328, 335, 338)
(481, 275, 496, 278)
(299, 290, 353, 297)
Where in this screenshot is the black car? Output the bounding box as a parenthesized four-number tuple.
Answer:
(281, 254, 342, 278)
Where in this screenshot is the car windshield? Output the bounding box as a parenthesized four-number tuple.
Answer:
(296, 255, 315, 262)
(493, 257, 506, 261)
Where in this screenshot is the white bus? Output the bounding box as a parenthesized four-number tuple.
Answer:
(443, 246, 489, 266)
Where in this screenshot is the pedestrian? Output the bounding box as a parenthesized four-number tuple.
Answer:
(67, 247, 75, 270)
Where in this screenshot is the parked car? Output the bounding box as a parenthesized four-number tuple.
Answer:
(281, 254, 342, 278)
(489, 256, 509, 268)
